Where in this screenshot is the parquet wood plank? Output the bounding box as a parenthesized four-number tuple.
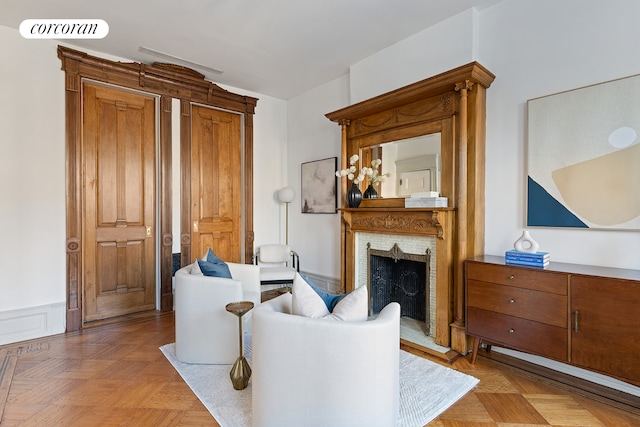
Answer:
(525, 394, 606, 426)
(476, 392, 548, 424)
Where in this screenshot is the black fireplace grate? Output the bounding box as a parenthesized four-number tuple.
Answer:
(367, 243, 430, 330)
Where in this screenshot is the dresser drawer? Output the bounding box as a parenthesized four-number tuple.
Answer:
(467, 280, 567, 328)
(467, 261, 568, 295)
(467, 307, 568, 361)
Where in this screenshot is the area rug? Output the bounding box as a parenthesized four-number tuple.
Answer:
(160, 339, 478, 427)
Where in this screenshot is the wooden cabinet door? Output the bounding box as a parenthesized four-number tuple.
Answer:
(571, 275, 640, 386)
(190, 105, 242, 262)
(83, 83, 156, 321)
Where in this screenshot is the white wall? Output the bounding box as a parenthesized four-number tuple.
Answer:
(0, 26, 66, 312)
(286, 75, 350, 277)
(242, 91, 288, 249)
(349, 8, 478, 103)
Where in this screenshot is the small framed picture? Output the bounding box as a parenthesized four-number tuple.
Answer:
(300, 157, 337, 214)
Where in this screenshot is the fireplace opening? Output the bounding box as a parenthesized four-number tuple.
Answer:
(367, 243, 431, 334)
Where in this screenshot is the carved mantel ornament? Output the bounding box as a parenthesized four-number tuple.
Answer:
(345, 211, 446, 239)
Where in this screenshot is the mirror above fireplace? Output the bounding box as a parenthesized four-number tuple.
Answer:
(360, 133, 441, 198)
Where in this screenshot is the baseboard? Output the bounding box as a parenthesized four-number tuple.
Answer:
(480, 347, 640, 414)
(0, 303, 66, 346)
(492, 347, 640, 397)
(299, 271, 340, 293)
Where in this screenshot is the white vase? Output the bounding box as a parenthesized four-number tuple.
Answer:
(513, 230, 539, 253)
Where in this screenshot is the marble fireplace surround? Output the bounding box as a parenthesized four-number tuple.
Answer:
(341, 208, 457, 359)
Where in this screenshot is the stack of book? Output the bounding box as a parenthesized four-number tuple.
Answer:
(505, 250, 550, 268)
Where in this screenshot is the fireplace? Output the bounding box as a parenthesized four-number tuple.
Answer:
(342, 209, 456, 358)
(355, 232, 438, 339)
(367, 243, 430, 335)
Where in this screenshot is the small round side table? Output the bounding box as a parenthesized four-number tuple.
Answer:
(225, 301, 254, 390)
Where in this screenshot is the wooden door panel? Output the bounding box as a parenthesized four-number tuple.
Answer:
(83, 84, 156, 321)
(196, 232, 234, 262)
(191, 105, 242, 263)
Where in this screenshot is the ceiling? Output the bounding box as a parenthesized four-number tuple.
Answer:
(1, 0, 501, 100)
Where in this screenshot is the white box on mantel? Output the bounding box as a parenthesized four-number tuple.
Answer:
(405, 197, 448, 208)
(410, 191, 440, 198)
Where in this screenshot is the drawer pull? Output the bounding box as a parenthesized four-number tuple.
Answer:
(509, 328, 515, 334)
(508, 298, 515, 304)
(574, 310, 579, 332)
(508, 275, 515, 280)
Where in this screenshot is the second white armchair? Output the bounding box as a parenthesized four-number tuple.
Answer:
(174, 261, 260, 364)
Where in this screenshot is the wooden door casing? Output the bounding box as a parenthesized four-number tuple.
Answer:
(83, 83, 156, 321)
(59, 46, 257, 331)
(190, 105, 242, 262)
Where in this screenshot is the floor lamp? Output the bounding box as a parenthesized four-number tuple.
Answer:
(278, 187, 295, 245)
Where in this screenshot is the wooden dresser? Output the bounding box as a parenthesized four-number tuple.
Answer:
(465, 255, 640, 388)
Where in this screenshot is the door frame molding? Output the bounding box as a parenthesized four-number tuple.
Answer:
(58, 46, 257, 332)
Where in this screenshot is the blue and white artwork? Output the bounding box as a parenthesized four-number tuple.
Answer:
(527, 74, 640, 230)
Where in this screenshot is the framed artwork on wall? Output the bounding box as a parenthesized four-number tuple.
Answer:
(301, 157, 337, 214)
(527, 73, 640, 230)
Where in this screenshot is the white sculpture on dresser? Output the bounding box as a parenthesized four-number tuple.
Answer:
(513, 230, 540, 253)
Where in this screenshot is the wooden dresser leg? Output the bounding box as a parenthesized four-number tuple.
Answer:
(470, 337, 481, 364)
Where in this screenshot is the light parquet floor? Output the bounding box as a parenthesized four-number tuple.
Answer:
(1, 311, 639, 426)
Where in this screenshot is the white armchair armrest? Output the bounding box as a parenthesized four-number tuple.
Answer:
(228, 262, 260, 306)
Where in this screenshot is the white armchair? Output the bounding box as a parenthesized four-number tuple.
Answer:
(174, 262, 260, 364)
(254, 244, 299, 286)
(251, 292, 400, 427)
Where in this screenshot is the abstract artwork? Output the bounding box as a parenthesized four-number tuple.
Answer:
(527, 74, 640, 230)
(300, 157, 337, 214)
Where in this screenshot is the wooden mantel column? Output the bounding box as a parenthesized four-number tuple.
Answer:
(338, 119, 350, 293)
(450, 79, 474, 352)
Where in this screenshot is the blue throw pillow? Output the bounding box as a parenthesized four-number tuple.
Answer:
(301, 274, 345, 311)
(197, 248, 232, 278)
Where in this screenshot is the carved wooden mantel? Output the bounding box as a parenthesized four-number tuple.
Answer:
(327, 63, 495, 353)
(344, 208, 449, 238)
(342, 208, 454, 348)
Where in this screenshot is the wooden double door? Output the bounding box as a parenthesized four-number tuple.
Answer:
(82, 84, 244, 322)
(60, 47, 257, 331)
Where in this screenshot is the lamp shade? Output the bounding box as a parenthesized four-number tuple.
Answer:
(278, 187, 295, 203)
